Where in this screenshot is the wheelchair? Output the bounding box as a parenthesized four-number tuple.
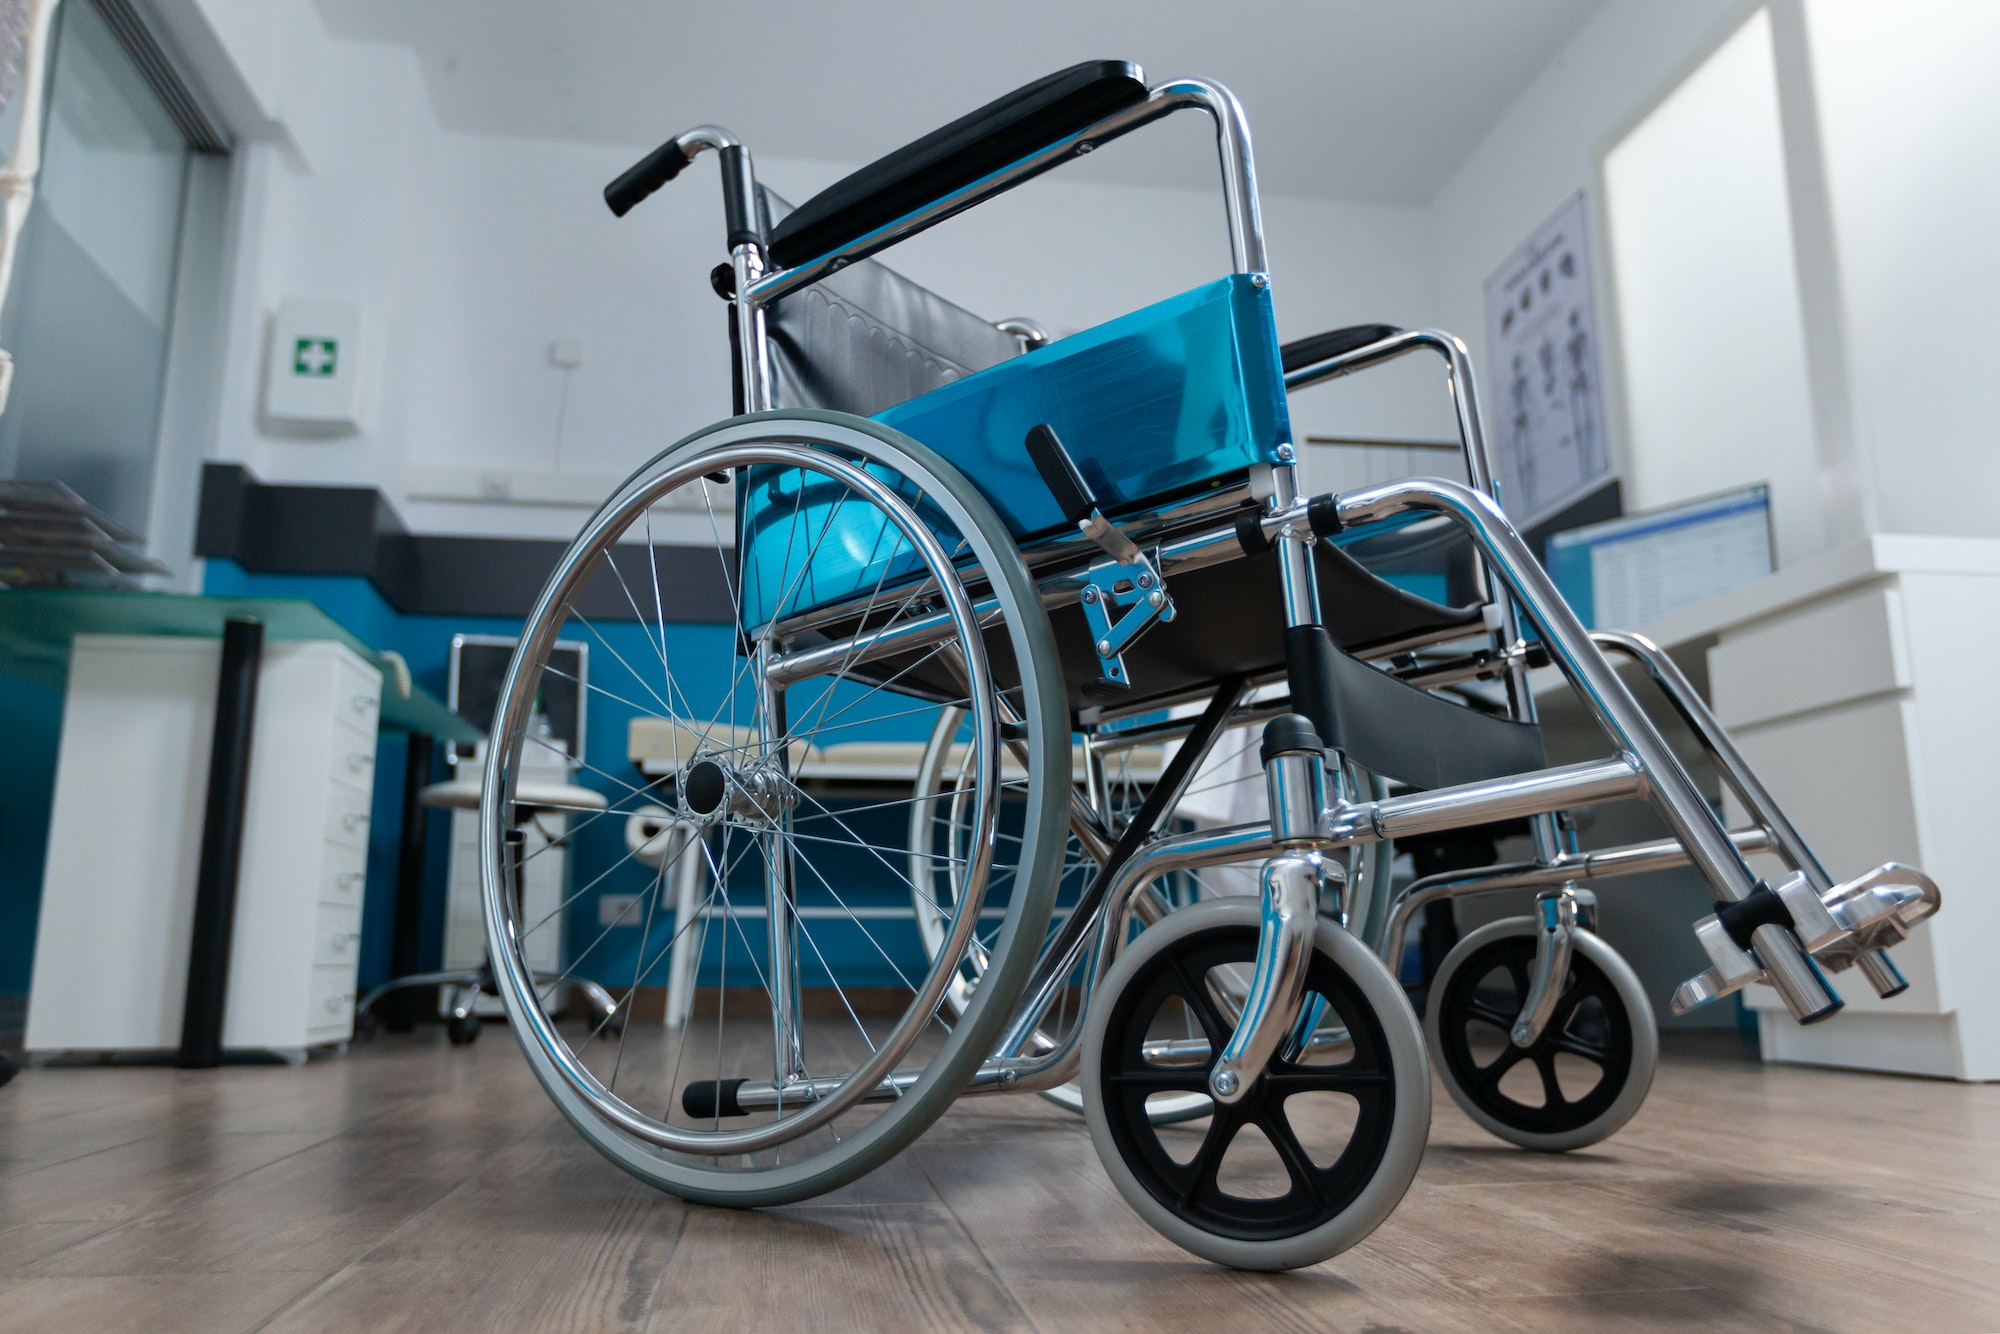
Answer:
(478, 61, 1942, 1270)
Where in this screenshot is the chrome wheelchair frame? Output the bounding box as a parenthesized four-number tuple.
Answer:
(481, 63, 1941, 1271)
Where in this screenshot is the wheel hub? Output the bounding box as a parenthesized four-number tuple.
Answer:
(680, 753, 795, 829)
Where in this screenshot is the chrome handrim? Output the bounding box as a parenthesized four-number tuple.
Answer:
(480, 422, 1021, 1162)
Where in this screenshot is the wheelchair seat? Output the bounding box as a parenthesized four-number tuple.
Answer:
(749, 243, 1524, 784)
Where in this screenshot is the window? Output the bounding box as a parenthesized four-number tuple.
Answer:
(0, 0, 198, 538)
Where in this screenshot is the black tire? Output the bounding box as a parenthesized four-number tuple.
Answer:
(1083, 898, 1430, 1270)
(1425, 918, 1657, 1151)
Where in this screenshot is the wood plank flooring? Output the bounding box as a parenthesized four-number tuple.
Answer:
(1, 1028, 1995, 1333)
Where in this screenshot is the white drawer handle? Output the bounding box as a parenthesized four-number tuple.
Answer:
(329, 931, 360, 953)
(342, 812, 371, 831)
(347, 752, 374, 771)
(353, 694, 379, 713)
(326, 992, 355, 1013)
(337, 871, 364, 887)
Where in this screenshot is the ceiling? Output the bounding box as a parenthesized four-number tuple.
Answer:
(314, 0, 1603, 205)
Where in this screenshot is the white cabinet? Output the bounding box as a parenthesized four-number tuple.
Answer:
(440, 740, 569, 1015)
(25, 634, 383, 1059)
(1641, 535, 2000, 1080)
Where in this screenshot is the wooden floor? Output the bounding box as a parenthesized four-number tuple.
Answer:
(1, 1028, 1996, 1333)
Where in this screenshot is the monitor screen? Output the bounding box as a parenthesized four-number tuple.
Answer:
(1546, 484, 1772, 630)
(448, 635, 587, 766)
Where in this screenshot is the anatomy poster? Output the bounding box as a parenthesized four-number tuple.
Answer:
(1483, 194, 1609, 524)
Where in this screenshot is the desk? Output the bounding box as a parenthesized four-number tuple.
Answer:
(3, 590, 476, 1064)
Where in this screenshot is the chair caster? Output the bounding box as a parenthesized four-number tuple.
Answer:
(1426, 918, 1656, 1152)
(447, 1013, 482, 1046)
(0, 1051, 16, 1088)
(1081, 898, 1430, 1271)
(353, 1008, 379, 1041)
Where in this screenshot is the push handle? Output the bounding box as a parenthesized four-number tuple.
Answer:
(1025, 423, 1097, 526)
(605, 139, 691, 217)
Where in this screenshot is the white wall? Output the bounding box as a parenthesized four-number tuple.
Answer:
(1427, 0, 1754, 507)
(1803, 0, 2000, 541)
(1602, 9, 1825, 565)
(156, 14, 1449, 541)
(1432, 0, 2000, 556)
(391, 134, 1448, 537)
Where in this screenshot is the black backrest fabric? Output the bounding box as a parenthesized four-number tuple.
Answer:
(767, 60, 1148, 269)
(760, 190, 1023, 417)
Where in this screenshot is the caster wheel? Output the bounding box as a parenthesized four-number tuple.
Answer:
(1425, 918, 1657, 1152)
(353, 1009, 378, 1040)
(1082, 898, 1431, 1271)
(447, 1013, 482, 1046)
(0, 1051, 17, 1087)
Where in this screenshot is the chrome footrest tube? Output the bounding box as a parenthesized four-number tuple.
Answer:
(1325, 477, 1847, 1025)
(1791, 862, 1941, 964)
(1590, 630, 1914, 999)
(1672, 863, 1941, 1017)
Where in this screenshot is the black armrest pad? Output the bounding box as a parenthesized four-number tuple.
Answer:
(767, 60, 1148, 269)
(1280, 324, 1401, 374)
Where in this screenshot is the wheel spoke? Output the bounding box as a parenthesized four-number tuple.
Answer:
(1263, 1064, 1392, 1094)
(1463, 1001, 1517, 1032)
(1470, 1042, 1527, 1093)
(1178, 1109, 1243, 1208)
(1534, 1052, 1568, 1109)
(1549, 1033, 1611, 1064)
(1103, 1066, 1211, 1092)
(1253, 1106, 1329, 1207)
(1167, 959, 1232, 1048)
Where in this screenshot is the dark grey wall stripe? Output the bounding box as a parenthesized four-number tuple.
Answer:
(195, 464, 736, 624)
(96, 0, 232, 155)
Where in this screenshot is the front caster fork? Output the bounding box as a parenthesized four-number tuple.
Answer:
(1209, 715, 1345, 1106)
(1509, 885, 1596, 1048)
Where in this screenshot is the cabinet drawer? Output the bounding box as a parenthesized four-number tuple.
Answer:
(1711, 586, 1909, 729)
(308, 964, 359, 1037)
(338, 682, 383, 736)
(320, 844, 369, 906)
(324, 792, 374, 848)
(328, 740, 379, 795)
(315, 901, 363, 967)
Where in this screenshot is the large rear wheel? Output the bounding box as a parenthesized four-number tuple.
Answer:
(482, 411, 1069, 1206)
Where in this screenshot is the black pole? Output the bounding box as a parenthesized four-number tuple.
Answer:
(384, 731, 434, 1031)
(178, 617, 264, 1068)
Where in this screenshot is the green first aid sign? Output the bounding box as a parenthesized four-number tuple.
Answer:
(293, 337, 338, 377)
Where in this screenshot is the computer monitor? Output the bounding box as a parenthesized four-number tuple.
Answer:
(1545, 484, 1772, 630)
(446, 633, 587, 768)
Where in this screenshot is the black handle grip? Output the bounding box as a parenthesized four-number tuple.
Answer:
(605, 139, 690, 218)
(1280, 323, 1402, 375)
(718, 144, 761, 250)
(1025, 423, 1097, 525)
